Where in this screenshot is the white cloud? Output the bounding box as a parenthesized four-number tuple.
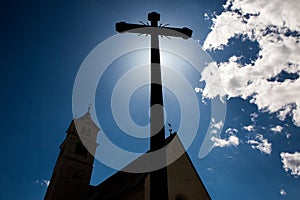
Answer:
(243, 125, 254, 132)
(250, 113, 258, 123)
(247, 134, 272, 154)
(206, 167, 214, 171)
(280, 152, 300, 177)
(211, 135, 239, 147)
(35, 179, 50, 187)
(270, 125, 283, 133)
(280, 189, 287, 196)
(211, 118, 224, 130)
(44, 180, 50, 186)
(225, 128, 238, 134)
(199, 62, 226, 101)
(210, 129, 218, 135)
(278, 104, 293, 121)
(203, 11, 248, 50)
(194, 87, 202, 93)
(204, 13, 210, 20)
(202, 0, 300, 127)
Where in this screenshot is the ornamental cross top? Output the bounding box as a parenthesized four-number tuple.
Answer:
(116, 12, 192, 39)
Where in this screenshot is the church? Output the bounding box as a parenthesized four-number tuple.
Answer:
(44, 12, 211, 200)
(44, 110, 211, 200)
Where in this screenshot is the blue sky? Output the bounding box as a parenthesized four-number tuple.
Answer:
(1, 0, 300, 199)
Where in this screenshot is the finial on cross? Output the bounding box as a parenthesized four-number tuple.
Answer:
(148, 12, 160, 26)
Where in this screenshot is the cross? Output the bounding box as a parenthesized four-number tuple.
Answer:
(116, 12, 192, 200)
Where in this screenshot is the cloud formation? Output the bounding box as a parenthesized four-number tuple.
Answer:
(225, 128, 238, 134)
(247, 134, 272, 154)
(270, 125, 283, 133)
(211, 118, 224, 130)
(202, 0, 300, 126)
(243, 125, 254, 132)
(280, 189, 287, 196)
(211, 128, 239, 148)
(211, 135, 239, 147)
(35, 179, 50, 187)
(280, 152, 300, 177)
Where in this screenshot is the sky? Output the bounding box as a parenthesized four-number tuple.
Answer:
(1, 0, 300, 199)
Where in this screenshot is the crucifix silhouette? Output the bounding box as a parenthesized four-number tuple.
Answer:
(116, 12, 192, 200)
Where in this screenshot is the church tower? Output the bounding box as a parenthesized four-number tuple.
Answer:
(44, 111, 99, 200)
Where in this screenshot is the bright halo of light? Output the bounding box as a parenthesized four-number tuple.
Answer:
(72, 27, 226, 172)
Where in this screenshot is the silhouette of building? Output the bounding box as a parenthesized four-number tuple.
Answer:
(44, 111, 211, 200)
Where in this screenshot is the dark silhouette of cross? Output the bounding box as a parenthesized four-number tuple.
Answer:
(116, 12, 192, 200)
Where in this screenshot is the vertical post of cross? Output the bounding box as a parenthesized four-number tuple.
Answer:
(147, 12, 169, 200)
(115, 12, 193, 200)
(148, 12, 166, 152)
